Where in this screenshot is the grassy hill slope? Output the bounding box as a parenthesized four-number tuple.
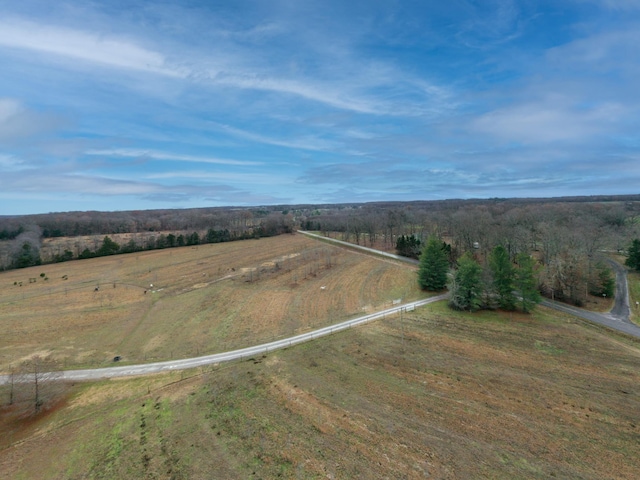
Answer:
(2, 302, 639, 479)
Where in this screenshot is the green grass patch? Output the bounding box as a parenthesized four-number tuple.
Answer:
(628, 271, 640, 324)
(534, 339, 565, 355)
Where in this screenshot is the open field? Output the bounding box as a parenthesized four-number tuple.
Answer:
(0, 233, 422, 372)
(2, 231, 640, 478)
(1, 301, 639, 479)
(629, 271, 640, 323)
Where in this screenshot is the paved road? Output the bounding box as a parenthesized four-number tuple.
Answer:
(0, 294, 447, 385)
(541, 259, 640, 338)
(541, 298, 640, 337)
(607, 259, 631, 319)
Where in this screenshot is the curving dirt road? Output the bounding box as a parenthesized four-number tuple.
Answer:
(1, 233, 638, 385)
(297, 230, 420, 265)
(0, 294, 447, 384)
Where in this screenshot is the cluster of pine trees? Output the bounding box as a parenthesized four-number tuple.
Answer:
(418, 237, 541, 313)
(395, 235, 422, 259)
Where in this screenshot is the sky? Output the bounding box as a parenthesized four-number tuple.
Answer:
(1, 0, 639, 215)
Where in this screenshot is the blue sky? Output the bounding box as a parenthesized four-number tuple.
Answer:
(1, 0, 639, 215)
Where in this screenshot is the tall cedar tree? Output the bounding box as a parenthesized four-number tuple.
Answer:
(489, 245, 516, 310)
(625, 239, 640, 271)
(514, 253, 541, 313)
(418, 236, 449, 291)
(97, 236, 120, 256)
(448, 252, 483, 311)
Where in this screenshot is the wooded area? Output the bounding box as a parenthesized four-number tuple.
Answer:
(2, 195, 640, 307)
(307, 196, 640, 305)
(0, 206, 295, 269)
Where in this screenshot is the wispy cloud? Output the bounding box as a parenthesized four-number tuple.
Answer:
(577, 0, 640, 11)
(0, 97, 64, 143)
(454, 0, 524, 49)
(0, 14, 453, 117)
(146, 170, 285, 185)
(85, 149, 262, 166)
(1, 1, 638, 214)
(472, 100, 626, 144)
(0, 153, 30, 171)
(213, 123, 340, 152)
(545, 27, 640, 85)
(0, 18, 184, 77)
(1, 168, 291, 205)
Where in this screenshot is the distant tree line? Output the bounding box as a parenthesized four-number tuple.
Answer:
(298, 196, 640, 308)
(71, 228, 258, 261)
(58, 222, 294, 263)
(3, 195, 640, 308)
(1, 208, 295, 270)
(0, 205, 297, 239)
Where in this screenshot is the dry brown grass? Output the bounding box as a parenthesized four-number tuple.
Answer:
(1, 301, 639, 479)
(2, 234, 639, 479)
(0, 234, 421, 372)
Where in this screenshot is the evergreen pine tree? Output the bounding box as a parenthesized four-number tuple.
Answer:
(396, 235, 407, 256)
(625, 239, 640, 271)
(97, 236, 120, 256)
(514, 253, 541, 313)
(598, 264, 615, 298)
(448, 252, 483, 311)
(13, 242, 42, 268)
(417, 236, 449, 291)
(489, 245, 516, 310)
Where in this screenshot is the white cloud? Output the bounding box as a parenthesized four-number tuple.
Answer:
(575, 0, 640, 10)
(546, 27, 640, 73)
(146, 170, 284, 185)
(454, 0, 523, 48)
(1, 170, 156, 195)
(0, 153, 30, 171)
(230, 75, 387, 115)
(0, 97, 63, 142)
(0, 98, 22, 122)
(0, 18, 185, 77)
(0, 16, 452, 116)
(210, 64, 455, 118)
(472, 100, 626, 144)
(85, 148, 262, 166)
(214, 123, 340, 152)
